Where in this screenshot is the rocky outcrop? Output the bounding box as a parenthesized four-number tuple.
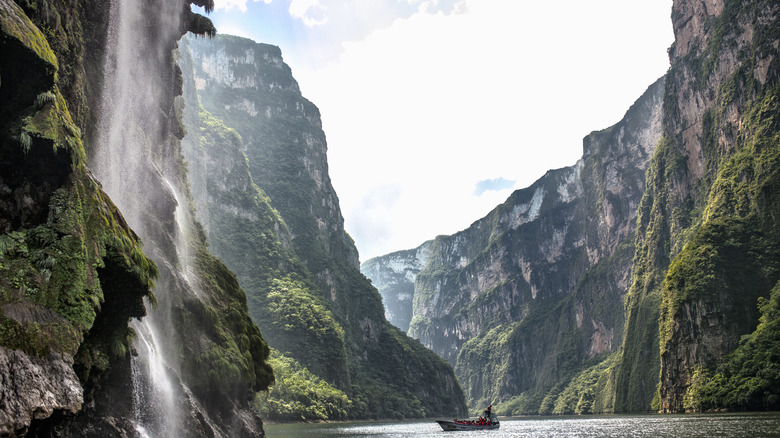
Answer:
(364, 77, 665, 410)
(367, 0, 780, 414)
(0, 347, 81, 435)
(187, 35, 358, 272)
(0, 1, 156, 434)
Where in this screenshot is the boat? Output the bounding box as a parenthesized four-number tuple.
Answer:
(436, 405, 499, 431)
(435, 419, 500, 431)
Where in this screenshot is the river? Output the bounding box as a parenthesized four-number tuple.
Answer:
(265, 412, 780, 437)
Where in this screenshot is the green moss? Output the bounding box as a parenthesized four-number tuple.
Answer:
(0, 313, 79, 356)
(21, 90, 86, 160)
(660, 216, 780, 348)
(1, 137, 155, 356)
(656, 84, 780, 410)
(181, 246, 275, 400)
(614, 153, 668, 410)
(615, 0, 780, 412)
(705, 88, 780, 222)
(536, 353, 618, 415)
(1, 2, 157, 381)
(495, 392, 545, 416)
(0, 1, 59, 70)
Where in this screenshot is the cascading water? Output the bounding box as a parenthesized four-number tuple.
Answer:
(164, 177, 201, 296)
(92, 0, 207, 436)
(130, 321, 177, 436)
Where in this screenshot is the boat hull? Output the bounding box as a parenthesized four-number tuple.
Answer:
(436, 420, 500, 431)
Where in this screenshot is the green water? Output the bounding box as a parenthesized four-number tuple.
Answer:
(265, 412, 780, 437)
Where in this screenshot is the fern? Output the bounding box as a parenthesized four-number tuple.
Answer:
(110, 334, 127, 357)
(39, 268, 52, 283)
(127, 325, 138, 343)
(146, 291, 158, 309)
(65, 136, 79, 151)
(35, 91, 56, 109)
(19, 132, 32, 153)
(0, 235, 14, 256)
(65, 120, 81, 137)
(190, 0, 215, 13)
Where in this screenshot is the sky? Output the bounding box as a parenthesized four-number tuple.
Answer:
(194, 0, 675, 261)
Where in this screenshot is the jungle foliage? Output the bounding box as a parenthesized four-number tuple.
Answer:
(692, 281, 780, 411)
(255, 349, 352, 422)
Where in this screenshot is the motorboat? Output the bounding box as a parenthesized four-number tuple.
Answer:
(435, 418, 499, 431)
(436, 405, 499, 431)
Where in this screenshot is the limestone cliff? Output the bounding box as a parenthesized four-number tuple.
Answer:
(181, 34, 467, 420)
(363, 77, 665, 411)
(633, 0, 780, 413)
(1, 0, 272, 436)
(361, 243, 432, 333)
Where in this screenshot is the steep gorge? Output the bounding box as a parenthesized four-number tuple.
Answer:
(364, 77, 666, 412)
(638, 0, 780, 413)
(2, 0, 778, 432)
(364, 0, 780, 415)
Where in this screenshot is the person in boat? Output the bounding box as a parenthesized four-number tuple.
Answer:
(484, 404, 493, 424)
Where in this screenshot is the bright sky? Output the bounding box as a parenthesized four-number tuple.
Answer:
(194, 0, 675, 261)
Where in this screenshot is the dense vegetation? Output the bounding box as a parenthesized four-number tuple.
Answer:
(1, 0, 157, 385)
(690, 281, 780, 411)
(255, 349, 352, 421)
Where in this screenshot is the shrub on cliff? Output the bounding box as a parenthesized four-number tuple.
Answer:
(694, 281, 780, 411)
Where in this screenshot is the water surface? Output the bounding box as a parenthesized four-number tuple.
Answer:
(265, 412, 780, 437)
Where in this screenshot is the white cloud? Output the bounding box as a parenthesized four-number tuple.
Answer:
(292, 0, 674, 261)
(212, 0, 268, 13)
(289, 0, 328, 26)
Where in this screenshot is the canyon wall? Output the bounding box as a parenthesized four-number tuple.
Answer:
(366, 0, 780, 414)
(181, 34, 467, 420)
(364, 77, 665, 412)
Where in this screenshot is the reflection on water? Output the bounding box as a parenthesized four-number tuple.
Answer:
(265, 412, 780, 437)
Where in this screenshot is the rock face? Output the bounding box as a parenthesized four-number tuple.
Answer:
(1, 0, 272, 436)
(0, 347, 82, 435)
(0, 0, 155, 434)
(361, 243, 432, 332)
(181, 34, 467, 420)
(641, 0, 780, 413)
(364, 77, 665, 410)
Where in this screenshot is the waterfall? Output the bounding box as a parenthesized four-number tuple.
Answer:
(164, 177, 202, 297)
(92, 0, 205, 436)
(129, 320, 178, 436)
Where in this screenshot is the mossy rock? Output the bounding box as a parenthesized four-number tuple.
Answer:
(0, 0, 58, 70)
